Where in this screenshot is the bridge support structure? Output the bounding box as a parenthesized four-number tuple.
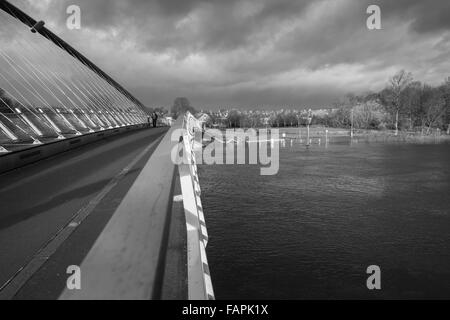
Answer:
(0, 0, 149, 152)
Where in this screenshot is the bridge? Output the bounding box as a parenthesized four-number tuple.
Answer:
(0, 0, 213, 300)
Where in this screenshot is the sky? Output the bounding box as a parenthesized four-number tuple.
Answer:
(4, 0, 450, 110)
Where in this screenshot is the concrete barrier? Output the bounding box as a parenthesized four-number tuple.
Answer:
(0, 124, 149, 175)
(59, 118, 183, 300)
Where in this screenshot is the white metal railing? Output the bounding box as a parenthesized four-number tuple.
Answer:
(178, 112, 214, 300)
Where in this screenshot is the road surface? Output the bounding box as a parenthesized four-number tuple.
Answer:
(0, 126, 168, 299)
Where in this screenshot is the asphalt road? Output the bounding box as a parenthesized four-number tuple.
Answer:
(0, 126, 168, 299)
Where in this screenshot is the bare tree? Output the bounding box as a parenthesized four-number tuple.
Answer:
(171, 97, 196, 118)
(425, 93, 446, 133)
(443, 77, 450, 134)
(401, 81, 422, 130)
(389, 70, 413, 135)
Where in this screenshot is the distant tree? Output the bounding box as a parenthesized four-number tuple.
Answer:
(268, 114, 277, 127)
(345, 93, 363, 106)
(352, 101, 387, 129)
(330, 107, 351, 128)
(227, 110, 242, 128)
(386, 70, 413, 135)
(284, 112, 297, 127)
(401, 81, 422, 130)
(248, 113, 264, 128)
(171, 97, 196, 118)
(423, 86, 447, 133)
(442, 77, 450, 134)
(275, 113, 285, 127)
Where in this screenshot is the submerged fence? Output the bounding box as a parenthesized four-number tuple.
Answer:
(0, 0, 147, 152)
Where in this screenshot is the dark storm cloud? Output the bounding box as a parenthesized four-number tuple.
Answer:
(374, 0, 450, 34)
(49, 0, 319, 54)
(4, 0, 450, 108)
(10, 0, 450, 54)
(51, 0, 450, 54)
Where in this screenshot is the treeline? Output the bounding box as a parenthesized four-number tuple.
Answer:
(378, 71, 450, 134)
(170, 97, 196, 118)
(335, 71, 450, 134)
(206, 71, 450, 134)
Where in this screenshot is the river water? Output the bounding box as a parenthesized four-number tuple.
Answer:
(198, 136, 450, 299)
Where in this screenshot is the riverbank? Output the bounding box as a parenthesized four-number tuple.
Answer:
(276, 126, 450, 143)
(205, 126, 450, 144)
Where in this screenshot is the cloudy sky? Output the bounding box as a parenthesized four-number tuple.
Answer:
(5, 0, 450, 110)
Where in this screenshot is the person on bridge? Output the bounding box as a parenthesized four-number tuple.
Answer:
(151, 112, 158, 128)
